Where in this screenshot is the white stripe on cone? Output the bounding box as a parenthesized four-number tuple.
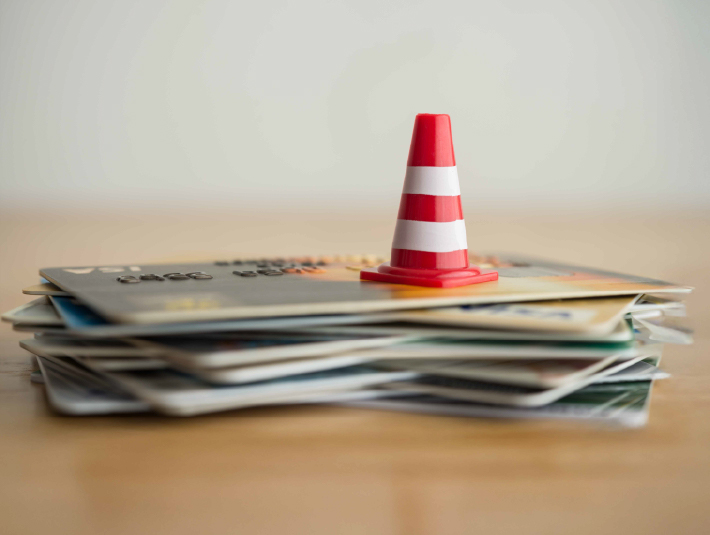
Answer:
(392, 219, 468, 253)
(402, 167, 461, 196)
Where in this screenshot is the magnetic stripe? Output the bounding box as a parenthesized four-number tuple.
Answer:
(391, 219, 468, 252)
(397, 194, 463, 222)
(391, 249, 469, 269)
(402, 166, 461, 196)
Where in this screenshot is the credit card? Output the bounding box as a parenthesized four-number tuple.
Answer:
(98, 366, 418, 416)
(22, 282, 71, 296)
(380, 355, 644, 407)
(135, 332, 410, 369)
(350, 339, 639, 360)
(36, 355, 405, 415)
(35, 356, 151, 415)
(392, 295, 639, 334)
(347, 379, 654, 428)
(304, 318, 635, 342)
(27, 296, 392, 338)
(374, 356, 620, 389)
(372, 343, 664, 389)
(1, 297, 63, 326)
(39, 255, 690, 325)
(20, 337, 151, 357)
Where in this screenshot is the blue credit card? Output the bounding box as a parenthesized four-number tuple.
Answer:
(52, 296, 110, 329)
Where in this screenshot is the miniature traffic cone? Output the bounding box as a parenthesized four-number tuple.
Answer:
(360, 113, 498, 288)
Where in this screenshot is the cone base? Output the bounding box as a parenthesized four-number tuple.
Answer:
(360, 262, 498, 288)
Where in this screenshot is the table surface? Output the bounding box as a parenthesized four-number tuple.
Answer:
(1, 208, 708, 535)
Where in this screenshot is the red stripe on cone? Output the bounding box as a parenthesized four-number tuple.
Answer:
(391, 248, 469, 269)
(406, 114, 456, 167)
(397, 193, 463, 223)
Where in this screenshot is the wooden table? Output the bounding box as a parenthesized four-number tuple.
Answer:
(2, 209, 709, 535)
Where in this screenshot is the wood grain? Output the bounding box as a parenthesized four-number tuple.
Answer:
(1, 208, 708, 535)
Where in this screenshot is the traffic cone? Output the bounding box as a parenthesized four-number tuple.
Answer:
(360, 113, 498, 288)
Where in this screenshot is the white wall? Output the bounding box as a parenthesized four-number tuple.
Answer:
(1, 0, 709, 212)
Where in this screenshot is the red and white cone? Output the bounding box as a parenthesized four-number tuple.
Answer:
(360, 113, 498, 288)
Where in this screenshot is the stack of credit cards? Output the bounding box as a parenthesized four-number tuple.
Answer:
(2, 254, 693, 427)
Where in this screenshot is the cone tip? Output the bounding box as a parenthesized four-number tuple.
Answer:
(407, 113, 456, 167)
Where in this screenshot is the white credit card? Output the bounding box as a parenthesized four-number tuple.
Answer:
(101, 366, 417, 416)
(381, 355, 645, 407)
(346, 379, 654, 428)
(374, 356, 618, 389)
(2, 297, 63, 326)
(35, 355, 404, 415)
(374, 344, 665, 389)
(304, 318, 635, 343)
(35, 356, 151, 415)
